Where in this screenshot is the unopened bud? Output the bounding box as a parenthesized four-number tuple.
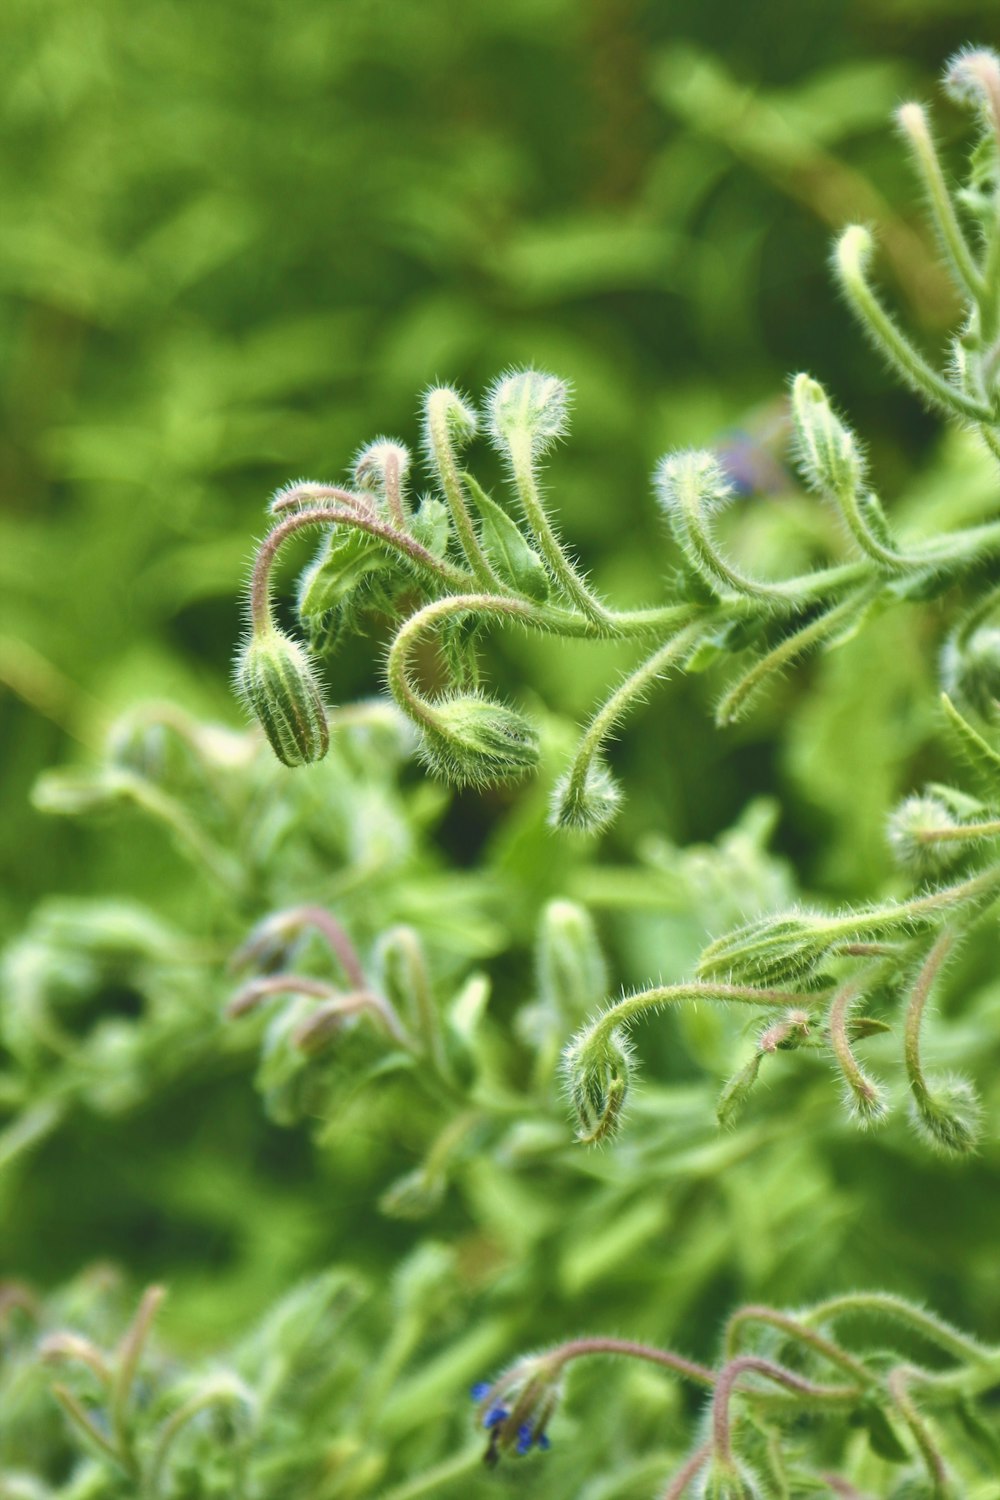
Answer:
(487, 370, 571, 458)
(418, 695, 539, 788)
(716, 1054, 763, 1130)
(562, 1022, 633, 1143)
(791, 374, 866, 496)
(910, 1074, 982, 1156)
(235, 628, 330, 768)
(423, 386, 478, 453)
(944, 47, 1000, 119)
(653, 450, 733, 529)
(697, 911, 833, 987)
(354, 439, 411, 493)
(886, 794, 963, 877)
(549, 760, 623, 835)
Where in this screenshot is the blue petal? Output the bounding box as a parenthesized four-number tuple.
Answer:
(484, 1405, 509, 1430)
(516, 1422, 533, 1455)
(470, 1382, 491, 1401)
(537, 1433, 551, 1451)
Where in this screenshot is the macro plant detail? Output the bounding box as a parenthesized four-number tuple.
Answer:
(239, 50, 1000, 841)
(10, 17, 1000, 1500)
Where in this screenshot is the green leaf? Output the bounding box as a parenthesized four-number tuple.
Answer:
(941, 692, 1000, 800)
(461, 471, 550, 600)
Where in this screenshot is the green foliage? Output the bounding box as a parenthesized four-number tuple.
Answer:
(8, 8, 1000, 1500)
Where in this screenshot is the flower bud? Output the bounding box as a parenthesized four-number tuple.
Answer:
(653, 450, 733, 530)
(235, 628, 330, 768)
(944, 47, 1000, 117)
(562, 1022, 633, 1143)
(886, 794, 963, 876)
(910, 1074, 982, 1156)
(549, 760, 623, 835)
(940, 625, 1000, 720)
(697, 911, 833, 988)
(353, 439, 412, 494)
(716, 1053, 763, 1130)
(423, 386, 478, 453)
(418, 695, 539, 788)
(486, 369, 571, 459)
(791, 374, 866, 496)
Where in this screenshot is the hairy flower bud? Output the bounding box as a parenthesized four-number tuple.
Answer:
(354, 438, 412, 494)
(562, 1022, 633, 1143)
(697, 911, 834, 987)
(423, 385, 478, 452)
(549, 760, 623, 834)
(944, 46, 1000, 117)
(886, 794, 963, 876)
(235, 628, 330, 767)
(418, 695, 539, 788)
(791, 374, 867, 496)
(910, 1074, 983, 1156)
(940, 625, 1000, 720)
(654, 450, 733, 529)
(487, 369, 571, 459)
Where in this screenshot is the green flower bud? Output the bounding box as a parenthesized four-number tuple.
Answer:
(910, 1074, 983, 1156)
(716, 1053, 763, 1130)
(791, 373, 867, 496)
(562, 1022, 633, 1143)
(697, 911, 834, 987)
(549, 760, 623, 835)
(418, 694, 539, 788)
(235, 627, 330, 767)
(423, 385, 478, 453)
(886, 794, 963, 876)
(354, 438, 412, 493)
(944, 47, 1000, 115)
(940, 625, 1000, 720)
(487, 369, 571, 458)
(653, 449, 732, 530)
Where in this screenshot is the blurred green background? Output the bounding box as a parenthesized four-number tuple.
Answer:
(6, 0, 999, 925)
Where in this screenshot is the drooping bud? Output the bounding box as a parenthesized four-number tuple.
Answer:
(790, 374, 866, 497)
(234, 627, 330, 767)
(487, 370, 571, 460)
(715, 1053, 763, 1130)
(909, 1073, 983, 1156)
(418, 695, 539, 788)
(940, 625, 1000, 720)
(354, 439, 411, 493)
(944, 47, 1000, 125)
(549, 760, 623, 835)
(653, 450, 733, 535)
(697, 910, 834, 988)
(472, 1356, 562, 1467)
(562, 1022, 633, 1143)
(423, 386, 478, 454)
(886, 794, 963, 877)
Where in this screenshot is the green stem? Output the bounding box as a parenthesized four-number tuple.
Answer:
(897, 103, 985, 301)
(588, 980, 830, 1048)
(903, 930, 955, 1108)
(560, 623, 703, 814)
(887, 1367, 953, 1497)
(507, 432, 612, 625)
(835, 226, 992, 421)
(424, 395, 504, 590)
(723, 1306, 874, 1386)
(802, 1292, 992, 1364)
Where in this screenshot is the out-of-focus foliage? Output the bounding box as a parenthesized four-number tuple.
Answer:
(6, 2, 1000, 1497)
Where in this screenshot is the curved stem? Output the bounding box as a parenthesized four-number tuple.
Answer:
(723, 1305, 874, 1387)
(385, 592, 540, 729)
(587, 980, 831, 1052)
(711, 1356, 858, 1463)
(546, 1335, 715, 1389)
(560, 623, 703, 813)
(835, 228, 992, 421)
(827, 979, 883, 1121)
(887, 1367, 953, 1496)
(425, 397, 504, 590)
(802, 1293, 992, 1364)
(661, 1441, 712, 1499)
(903, 929, 955, 1108)
(249, 507, 472, 634)
(897, 103, 985, 301)
(507, 432, 612, 625)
